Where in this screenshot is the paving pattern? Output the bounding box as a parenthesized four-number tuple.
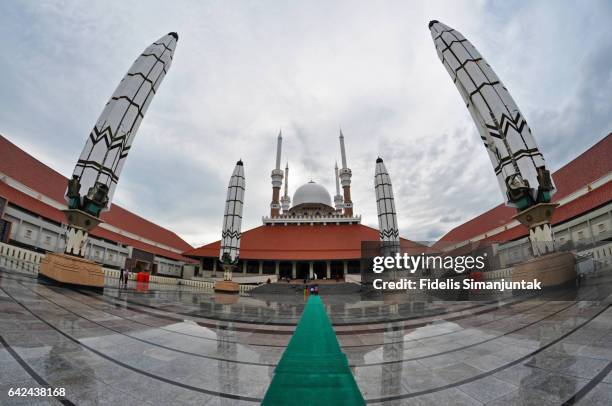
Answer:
(1, 267, 611, 405)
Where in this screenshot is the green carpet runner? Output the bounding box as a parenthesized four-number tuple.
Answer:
(262, 295, 365, 405)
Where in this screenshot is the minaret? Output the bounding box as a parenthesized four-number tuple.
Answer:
(62, 32, 179, 257)
(333, 162, 344, 211)
(280, 162, 291, 212)
(429, 20, 556, 256)
(270, 131, 284, 217)
(338, 130, 353, 216)
(219, 160, 245, 280)
(374, 157, 400, 255)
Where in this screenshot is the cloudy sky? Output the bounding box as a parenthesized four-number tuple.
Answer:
(0, 0, 610, 247)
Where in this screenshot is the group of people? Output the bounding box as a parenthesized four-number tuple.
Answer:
(305, 283, 319, 296)
(118, 268, 130, 288)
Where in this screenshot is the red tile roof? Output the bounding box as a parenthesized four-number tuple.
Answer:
(0, 181, 195, 263)
(477, 182, 612, 243)
(436, 133, 612, 245)
(0, 182, 64, 224)
(0, 134, 194, 258)
(184, 223, 423, 261)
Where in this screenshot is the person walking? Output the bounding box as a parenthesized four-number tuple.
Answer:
(124, 269, 130, 288)
(119, 268, 125, 287)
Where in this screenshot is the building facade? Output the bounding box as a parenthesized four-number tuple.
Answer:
(0, 134, 195, 277)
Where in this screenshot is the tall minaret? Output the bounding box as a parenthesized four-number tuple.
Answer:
(280, 162, 291, 212)
(375, 157, 400, 255)
(62, 32, 178, 258)
(220, 160, 245, 280)
(429, 20, 556, 256)
(333, 162, 344, 211)
(270, 131, 284, 217)
(338, 130, 353, 216)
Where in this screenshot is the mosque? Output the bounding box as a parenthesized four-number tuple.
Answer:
(184, 131, 419, 280)
(2, 130, 609, 281)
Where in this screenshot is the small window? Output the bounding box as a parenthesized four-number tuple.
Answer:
(94, 250, 101, 258)
(24, 229, 32, 239)
(598, 223, 606, 232)
(44, 235, 51, 245)
(577, 231, 584, 240)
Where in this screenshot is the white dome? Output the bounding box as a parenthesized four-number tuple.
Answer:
(292, 181, 332, 208)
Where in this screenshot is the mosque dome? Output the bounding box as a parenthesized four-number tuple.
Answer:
(292, 181, 332, 208)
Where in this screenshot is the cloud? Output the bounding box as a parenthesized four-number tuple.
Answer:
(0, 0, 610, 246)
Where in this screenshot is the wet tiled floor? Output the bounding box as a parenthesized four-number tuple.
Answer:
(1, 268, 611, 405)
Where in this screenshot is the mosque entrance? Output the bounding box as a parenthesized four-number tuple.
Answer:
(134, 260, 149, 272)
(279, 261, 292, 278)
(331, 261, 344, 279)
(313, 262, 326, 279)
(296, 262, 309, 280)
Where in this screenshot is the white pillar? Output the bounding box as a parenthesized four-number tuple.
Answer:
(326, 261, 331, 279)
(54, 229, 61, 252)
(275, 261, 280, 276)
(14, 218, 23, 241)
(242, 260, 247, 274)
(259, 261, 263, 275)
(291, 261, 297, 279)
(35, 224, 43, 249)
(309, 262, 314, 279)
(343, 260, 348, 276)
(212, 260, 217, 277)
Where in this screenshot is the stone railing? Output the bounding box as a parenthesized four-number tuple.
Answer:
(176, 279, 258, 291)
(481, 267, 514, 280)
(239, 284, 257, 293)
(179, 278, 215, 289)
(103, 268, 120, 279)
(0, 241, 43, 275)
(149, 275, 178, 285)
